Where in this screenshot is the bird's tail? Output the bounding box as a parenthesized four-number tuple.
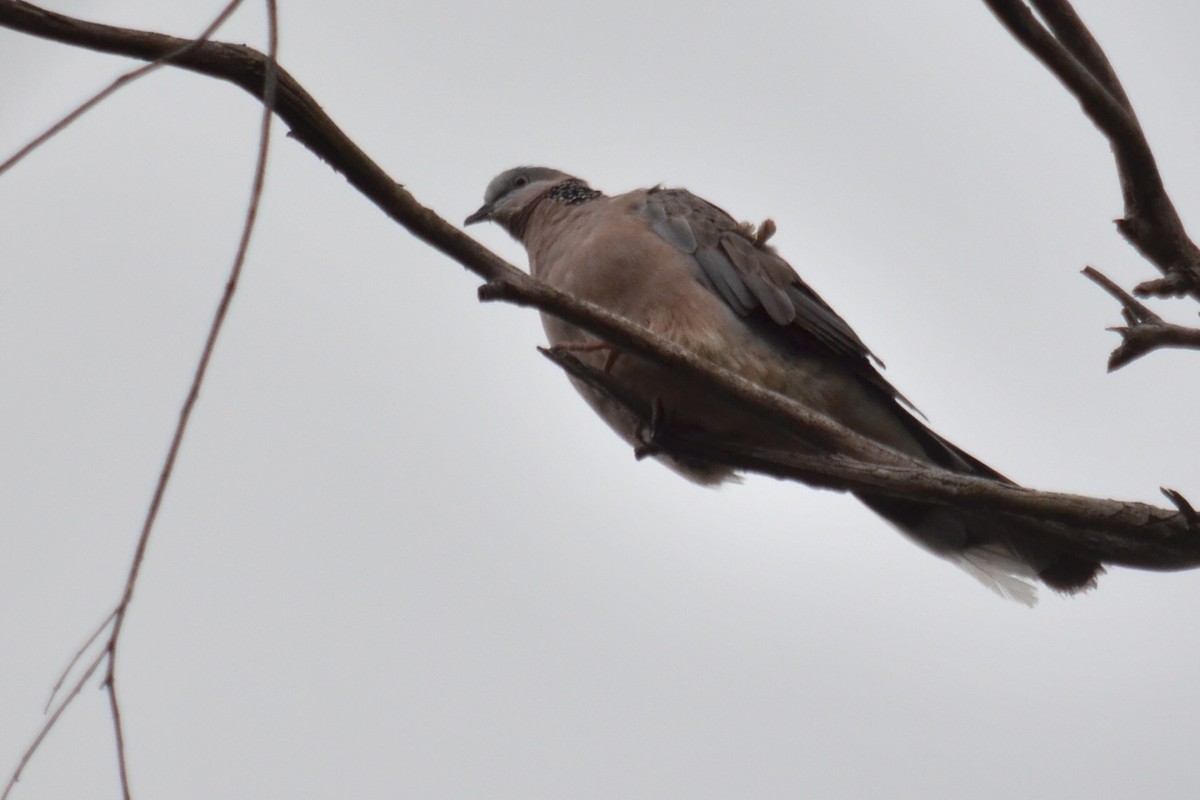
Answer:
(856, 408, 1103, 604)
(856, 492, 1102, 605)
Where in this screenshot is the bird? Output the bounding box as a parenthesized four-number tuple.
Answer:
(465, 166, 1101, 603)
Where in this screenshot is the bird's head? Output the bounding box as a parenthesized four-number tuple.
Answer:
(464, 166, 579, 238)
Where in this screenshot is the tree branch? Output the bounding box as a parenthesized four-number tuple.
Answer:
(0, 0, 513, 291)
(1, 0, 1195, 578)
(541, 347, 1195, 571)
(981, 0, 1200, 301)
(1082, 267, 1200, 369)
(1, 2, 277, 797)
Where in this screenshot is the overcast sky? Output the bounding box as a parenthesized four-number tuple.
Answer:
(4, 1, 1200, 798)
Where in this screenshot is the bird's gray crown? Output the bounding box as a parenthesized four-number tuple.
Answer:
(482, 166, 576, 204)
(466, 166, 602, 234)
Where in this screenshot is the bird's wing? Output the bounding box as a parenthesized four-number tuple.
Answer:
(633, 186, 1020, 483)
(634, 186, 906, 402)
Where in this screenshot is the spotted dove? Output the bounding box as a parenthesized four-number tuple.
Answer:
(466, 166, 1101, 603)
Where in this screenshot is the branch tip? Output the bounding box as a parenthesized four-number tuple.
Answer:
(477, 280, 511, 302)
(1160, 488, 1199, 526)
(1135, 275, 1190, 298)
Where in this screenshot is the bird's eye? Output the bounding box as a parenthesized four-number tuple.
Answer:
(513, 176, 528, 188)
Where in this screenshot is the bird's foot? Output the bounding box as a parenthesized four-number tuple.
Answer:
(633, 398, 673, 460)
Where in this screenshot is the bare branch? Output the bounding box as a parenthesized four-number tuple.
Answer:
(478, 279, 922, 467)
(0, 0, 246, 177)
(0, 1, 515, 289)
(1, 2, 277, 797)
(1027, 1, 1132, 126)
(541, 347, 1197, 571)
(43, 609, 116, 714)
(1, 1, 1194, 577)
(2, 649, 108, 800)
(982, 0, 1200, 300)
(1162, 488, 1199, 525)
(1083, 266, 1200, 369)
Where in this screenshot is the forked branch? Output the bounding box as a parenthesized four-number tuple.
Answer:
(1083, 267, 1200, 370)
(982, 0, 1200, 300)
(0, 1, 278, 797)
(982, 0, 1200, 371)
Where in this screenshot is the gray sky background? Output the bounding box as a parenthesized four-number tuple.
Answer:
(3, 1, 1200, 798)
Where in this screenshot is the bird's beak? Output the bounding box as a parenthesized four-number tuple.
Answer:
(464, 203, 493, 226)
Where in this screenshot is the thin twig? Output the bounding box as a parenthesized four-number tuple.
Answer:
(1083, 266, 1200, 369)
(43, 608, 117, 713)
(0, 1, 277, 797)
(108, 4, 277, 797)
(105, 679, 129, 799)
(0, 0, 246, 177)
(0, 0, 514, 289)
(2, 649, 108, 800)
